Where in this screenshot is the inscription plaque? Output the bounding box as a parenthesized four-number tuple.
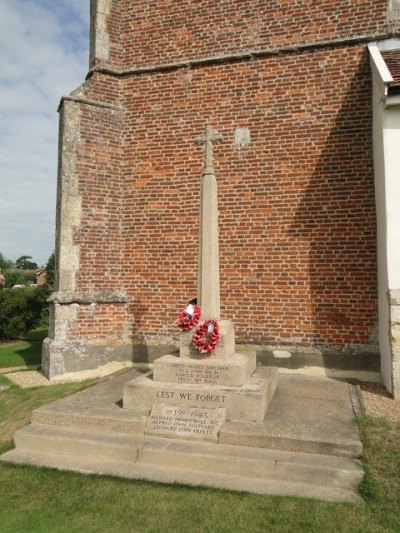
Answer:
(145, 402, 226, 442)
(167, 361, 229, 385)
(153, 352, 256, 387)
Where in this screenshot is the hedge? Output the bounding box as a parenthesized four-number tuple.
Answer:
(0, 287, 49, 340)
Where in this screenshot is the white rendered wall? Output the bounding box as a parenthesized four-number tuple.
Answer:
(383, 107, 400, 290)
(371, 73, 393, 393)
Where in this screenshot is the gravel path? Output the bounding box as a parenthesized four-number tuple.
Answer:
(360, 382, 400, 422)
(3, 369, 400, 422)
(4, 370, 52, 387)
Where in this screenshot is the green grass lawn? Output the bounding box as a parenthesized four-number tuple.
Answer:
(0, 372, 399, 532)
(0, 327, 47, 369)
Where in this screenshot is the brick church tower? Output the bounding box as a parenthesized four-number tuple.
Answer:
(43, 0, 400, 397)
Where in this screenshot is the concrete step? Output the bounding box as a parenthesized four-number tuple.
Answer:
(220, 419, 362, 458)
(1, 446, 362, 503)
(138, 438, 363, 491)
(13, 424, 141, 462)
(31, 408, 148, 435)
(1, 423, 363, 502)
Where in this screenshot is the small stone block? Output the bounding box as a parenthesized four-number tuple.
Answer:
(180, 319, 235, 359)
(145, 403, 226, 443)
(153, 352, 256, 386)
(272, 350, 292, 359)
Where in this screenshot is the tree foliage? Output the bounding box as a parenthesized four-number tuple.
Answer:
(15, 255, 38, 270)
(3, 270, 26, 289)
(45, 251, 55, 289)
(0, 252, 14, 272)
(0, 252, 51, 339)
(0, 287, 48, 340)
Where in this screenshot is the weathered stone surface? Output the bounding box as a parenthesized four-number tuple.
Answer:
(392, 346, 400, 362)
(234, 127, 250, 147)
(196, 125, 222, 321)
(145, 403, 226, 442)
(393, 378, 400, 399)
(391, 324, 400, 346)
(391, 304, 400, 324)
(153, 352, 256, 386)
(220, 374, 362, 458)
(272, 350, 291, 359)
(42, 339, 134, 379)
(253, 346, 381, 372)
(180, 319, 235, 359)
(56, 100, 81, 293)
(90, 0, 111, 64)
(48, 290, 128, 304)
(388, 0, 400, 21)
(389, 288, 400, 305)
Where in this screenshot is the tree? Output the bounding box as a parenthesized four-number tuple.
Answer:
(0, 252, 14, 271)
(4, 270, 26, 288)
(45, 251, 55, 289)
(15, 255, 38, 270)
(0, 287, 46, 339)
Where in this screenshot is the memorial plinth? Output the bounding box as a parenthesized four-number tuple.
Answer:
(122, 124, 278, 442)
(180, 319, 235, 359)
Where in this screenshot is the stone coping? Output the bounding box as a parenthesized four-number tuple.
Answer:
(48, 289, 128, 304)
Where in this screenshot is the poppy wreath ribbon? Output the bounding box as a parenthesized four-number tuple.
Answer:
(176, 300, 201, 331)
(192, 319, 220, 353)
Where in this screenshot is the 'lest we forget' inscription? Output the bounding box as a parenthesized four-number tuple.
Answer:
(145, 403, 226, 443)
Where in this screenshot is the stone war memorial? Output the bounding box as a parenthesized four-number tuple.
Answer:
(3, 0, 400, 500)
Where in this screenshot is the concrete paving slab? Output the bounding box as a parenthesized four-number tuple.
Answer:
(220, 374, 362, 458)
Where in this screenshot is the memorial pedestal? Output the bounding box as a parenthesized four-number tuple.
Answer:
(123, 319, 279, 436)
(123, 366, 277, 423)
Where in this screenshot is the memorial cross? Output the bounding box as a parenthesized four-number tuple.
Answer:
(195, 124, 223, 175)
(194, 125, 223, 321)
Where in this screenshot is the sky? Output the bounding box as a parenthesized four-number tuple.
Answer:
(0, 0, 89, 266)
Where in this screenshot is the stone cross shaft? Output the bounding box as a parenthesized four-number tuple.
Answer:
(195, 125, 223, 321)
(195, 124, 223, 175)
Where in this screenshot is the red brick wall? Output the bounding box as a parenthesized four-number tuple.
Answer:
(118, 45, 376, 347)
(74, 76, 125, 291)
(67, 1, 386, 349)
(69, 303, 128, 340)
(116, 0, 389, 69)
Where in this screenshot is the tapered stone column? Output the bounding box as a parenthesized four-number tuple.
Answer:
(196, 125, 222, 321)
(178, 124, 235, 360)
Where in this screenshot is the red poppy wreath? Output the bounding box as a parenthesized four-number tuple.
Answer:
(192, 319, 220, 354)
(176, 299, 201, 331)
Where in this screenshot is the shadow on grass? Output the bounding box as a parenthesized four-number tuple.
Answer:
(0, 328, 47, 369)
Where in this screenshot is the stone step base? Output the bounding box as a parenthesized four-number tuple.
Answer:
(1, 424, 363, 503)
(29, 369, 362, 458)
